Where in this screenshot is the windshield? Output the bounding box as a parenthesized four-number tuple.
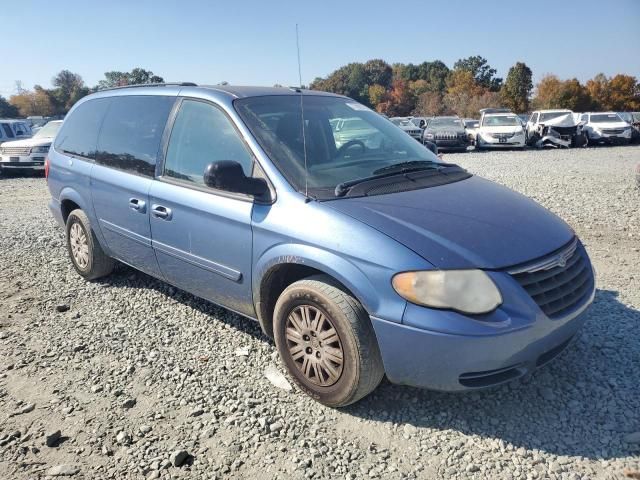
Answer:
(590, 113, 622, 123)
(482, 115, 521, 126)
(617, 112, 632, 123)
(390, 118, 412, 127)
(539, 111, 571, 122)
(34, 121, 62, 139)
(235, 95, 440, 198)
(428, 117, 462, 128)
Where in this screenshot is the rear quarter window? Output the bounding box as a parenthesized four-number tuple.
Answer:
(96, 95, 175, 177)
(54, 98, 110, 159)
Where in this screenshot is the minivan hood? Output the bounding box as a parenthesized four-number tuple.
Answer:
(327, 176, 574, 269)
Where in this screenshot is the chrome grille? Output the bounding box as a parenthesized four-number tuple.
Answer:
(492, 132, 514, 139)
(1, 146, 31, 155)
(602, 128, 624, 135)
(508, 239, 594, 319)
(435, 131, 459, 140)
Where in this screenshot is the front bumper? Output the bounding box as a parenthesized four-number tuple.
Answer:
(371, 269, 595, 391)
(589, 130, 632, 144)
(477, 134, 525, 148)
(431, 139, 469, 151)
(0, 154, 45, 169)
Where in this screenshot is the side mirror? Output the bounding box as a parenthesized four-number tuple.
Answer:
(204, 161, 271, 202)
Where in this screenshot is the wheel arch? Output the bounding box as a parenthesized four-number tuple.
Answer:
(253, 245, 380, 338)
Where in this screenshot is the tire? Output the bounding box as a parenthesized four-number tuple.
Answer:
(65, 209, 114, 280)
(273, 275, 384, 407)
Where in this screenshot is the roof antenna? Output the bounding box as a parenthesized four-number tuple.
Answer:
(296, 23, 310, 200)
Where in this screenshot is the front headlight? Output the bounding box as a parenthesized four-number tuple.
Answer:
(31, 145, 51, 153)
(425, 133, 434, 140)
(392, 270, 502, 314)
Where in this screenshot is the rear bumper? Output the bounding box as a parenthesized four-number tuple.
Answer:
(371, 273, 594, 392)
(48, 198, 65, 228)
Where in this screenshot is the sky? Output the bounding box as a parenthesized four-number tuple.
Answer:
(2, 0, 639, 98)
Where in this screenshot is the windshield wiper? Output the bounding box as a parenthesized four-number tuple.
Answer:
(334, 161, 441, 197)
(372, 160, 440, 176)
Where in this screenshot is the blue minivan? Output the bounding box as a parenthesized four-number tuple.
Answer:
(47, 84, 595, 407)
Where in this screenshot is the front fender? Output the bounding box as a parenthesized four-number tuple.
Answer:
(253, 242, 407, 323)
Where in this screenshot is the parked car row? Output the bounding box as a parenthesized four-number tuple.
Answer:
(389, 109, 639, 152)
(0, 120, 62, 173)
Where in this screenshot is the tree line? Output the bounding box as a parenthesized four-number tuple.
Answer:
(310, 56, 640, 118)
(2, 59, 639, 119)
(0, 68, 164, 118)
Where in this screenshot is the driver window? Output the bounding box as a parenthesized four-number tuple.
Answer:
(164, 100, 254, 186)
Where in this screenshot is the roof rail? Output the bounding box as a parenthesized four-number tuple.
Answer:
(97, 82, 198, 92)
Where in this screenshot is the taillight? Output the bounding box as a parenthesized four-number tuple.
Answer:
(45, 155, 50, 179)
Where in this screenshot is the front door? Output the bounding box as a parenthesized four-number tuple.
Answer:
(150, 99, 256, 317)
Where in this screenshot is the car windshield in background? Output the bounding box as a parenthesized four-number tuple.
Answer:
(34, 122, 62, 138)
(482, 115, 521, 126)
(590, 113, 622, 123)
(539, 111, 571, 122)
(429, 118, 462, 127)
(234, 95, 440, 198)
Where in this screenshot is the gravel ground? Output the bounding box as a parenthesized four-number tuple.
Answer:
(0, 145, 639, 480)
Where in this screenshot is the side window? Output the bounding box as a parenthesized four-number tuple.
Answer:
(55, 98, 110, 159)
(2, 123, 15, 138)
(581, 114, 588, 123)
(96, 95, 174, 177)
(163, 100, 254, 186)
(530, 113, 538, 124)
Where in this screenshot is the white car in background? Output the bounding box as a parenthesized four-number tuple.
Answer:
(0, 120, 62, 174)
(526, 110, 585, 148)
(475, 109, 526, 149)
(580, 112, 633, 145)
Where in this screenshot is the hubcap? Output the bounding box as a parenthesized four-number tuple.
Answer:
(285, 305, 344, 386)
(70, 222, 89, 269)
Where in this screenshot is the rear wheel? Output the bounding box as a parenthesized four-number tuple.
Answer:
(273, 275, 384, 407)
(66, 209, 114, 280)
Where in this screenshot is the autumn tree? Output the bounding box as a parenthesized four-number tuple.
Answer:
(607, 74, 640, 111)
(414, 91, 447, 116)
(368, 84, 387, 108)
(557, 79, 593, 111)
(585, 73, 611, 110)
(376, 79, 414, 116)
(443, 70, 493, 117)
(0, 95, 19, 117)
(453, 55, 502, 91)
(9, 88, 55, 116)
(532, 75, 563, 109)
(500, 62, 533, 113)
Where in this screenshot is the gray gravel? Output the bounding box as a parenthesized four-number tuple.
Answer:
(0, 145, 639, 479)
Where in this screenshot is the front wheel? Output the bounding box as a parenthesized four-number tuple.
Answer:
(273, 275, 384, 407)
(66, 209, 114, 280)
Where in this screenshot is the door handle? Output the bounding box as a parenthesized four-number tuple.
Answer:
(129, 198, 146, 212)
(151, 204, 172, 220)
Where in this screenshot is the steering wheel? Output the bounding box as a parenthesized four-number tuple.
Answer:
(336, 140, 366, 157)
